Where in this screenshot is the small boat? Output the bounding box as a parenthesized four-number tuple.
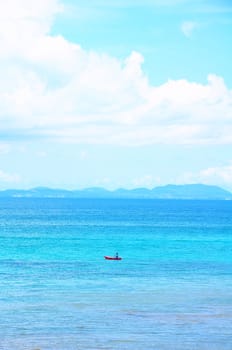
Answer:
(104, 256, 122, 261)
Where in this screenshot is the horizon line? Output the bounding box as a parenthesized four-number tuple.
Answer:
(0, 183, 230, 192)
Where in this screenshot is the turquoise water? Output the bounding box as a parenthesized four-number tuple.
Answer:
(0, 198, 232, 349)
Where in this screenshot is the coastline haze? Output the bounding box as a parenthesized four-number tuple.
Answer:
(0, 184, 231, 200)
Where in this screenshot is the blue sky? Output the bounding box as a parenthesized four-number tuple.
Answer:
(0, 0, 232, 190)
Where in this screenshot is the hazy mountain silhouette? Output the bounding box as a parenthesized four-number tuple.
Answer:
(0, 184, 231, 199)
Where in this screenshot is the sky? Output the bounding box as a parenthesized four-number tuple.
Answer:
(0, 0, 232, 190)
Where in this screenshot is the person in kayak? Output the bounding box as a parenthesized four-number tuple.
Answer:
(116, 252, 118, 259)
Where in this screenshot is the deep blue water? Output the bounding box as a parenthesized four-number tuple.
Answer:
(0, 198, 232, 349)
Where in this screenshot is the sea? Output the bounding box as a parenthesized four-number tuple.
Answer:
(0, 198, 232, 350)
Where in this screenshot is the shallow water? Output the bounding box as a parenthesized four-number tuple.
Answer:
(0, 198, 232, 349)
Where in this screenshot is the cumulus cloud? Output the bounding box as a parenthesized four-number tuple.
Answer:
(176, 164, 232, 190)
(0, 169, 20, 184)
(36, 151, 47, 157)
(132, 175, 160, 188)
(79, 150, 88, 160)
(0, 0, 232, 146)
(0, 143, 11, 154)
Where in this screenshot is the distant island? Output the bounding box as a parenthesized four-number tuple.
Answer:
(0, 184, 231, 200)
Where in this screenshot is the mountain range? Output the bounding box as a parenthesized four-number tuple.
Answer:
(0, 184, 231, 199)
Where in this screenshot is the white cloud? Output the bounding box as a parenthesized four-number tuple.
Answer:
(94, 177, 112, 188)
(181, 21, 198, 37)
(0, 0, 63, 59)
(0, 0, 232, 147)
(36, 151, 47, 157)
(0, 169, 20, 183)
(132, 175, 160, 188)
(176, 164, 232, 190)
(79, 150, 88, 160)
(0, 143, 11, 154)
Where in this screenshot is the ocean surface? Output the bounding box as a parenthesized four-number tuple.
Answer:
(0, 198, 232, 350)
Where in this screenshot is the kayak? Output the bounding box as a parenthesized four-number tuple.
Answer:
(104, 256, 122, 260)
